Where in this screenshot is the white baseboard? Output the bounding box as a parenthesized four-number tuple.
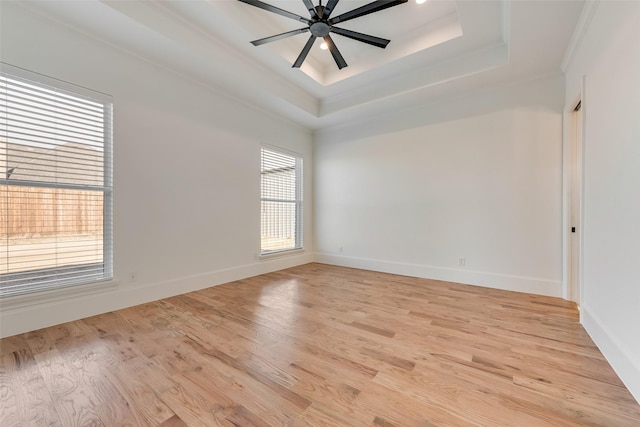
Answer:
(0, 251, 563, 336)
(581, 305, 640, 404)
(314, 253, 562, 297)
(0, 253, 313, 338)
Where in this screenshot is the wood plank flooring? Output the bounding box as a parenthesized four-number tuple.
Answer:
(1, 263, 639, 426)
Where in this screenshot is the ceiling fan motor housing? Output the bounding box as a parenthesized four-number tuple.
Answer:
(310, 21, 331, 37)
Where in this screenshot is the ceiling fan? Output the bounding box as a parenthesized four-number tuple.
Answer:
(237, 0, 408, 69)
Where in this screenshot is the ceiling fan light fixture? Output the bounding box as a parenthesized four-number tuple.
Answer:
(320, 42, 329, 50)
(416, 0, 427, 4)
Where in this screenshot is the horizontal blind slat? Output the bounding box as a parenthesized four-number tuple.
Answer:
(1, 83, 104, 114)
(1, 102, 105, 128)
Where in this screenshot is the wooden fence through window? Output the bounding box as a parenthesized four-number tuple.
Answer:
(0, 185, 104, 239)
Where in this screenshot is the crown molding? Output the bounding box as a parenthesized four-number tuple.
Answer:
(561, 0, 600, 72)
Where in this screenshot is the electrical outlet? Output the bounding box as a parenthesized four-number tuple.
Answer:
(458, 258, 466, 267)
(129, 272, 137, 282)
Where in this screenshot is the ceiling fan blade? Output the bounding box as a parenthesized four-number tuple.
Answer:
(329, 0, 407, 25)
(237, 0, 311, 24)
(300, 0, 319, 19)
(251, 28, 309, 46)
(330, 27, 390, 48)
(293, 35, 317, 68)
(323, 35, 348, 69)
(322, 0, 340, 19)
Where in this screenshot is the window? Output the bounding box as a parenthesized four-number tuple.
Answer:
(261, 146, 303, 254)
(0, 66, 113, 297)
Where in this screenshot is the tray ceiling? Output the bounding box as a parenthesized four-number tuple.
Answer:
(10, 0, 585, 131)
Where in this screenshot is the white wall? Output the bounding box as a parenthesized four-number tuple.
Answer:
(564, 0, 640, 403)
(0, 4, 313, 337)
(315, 75, 565, 297)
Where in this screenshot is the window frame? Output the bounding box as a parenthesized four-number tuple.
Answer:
(0, 63, 114, 298)
(260, 145, 303, 256)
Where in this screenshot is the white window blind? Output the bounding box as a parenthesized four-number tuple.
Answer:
(261, 147, 303, 254)
(0, 66, 113, 297)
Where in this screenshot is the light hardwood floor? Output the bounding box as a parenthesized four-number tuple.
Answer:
(1, 263, 639, 426)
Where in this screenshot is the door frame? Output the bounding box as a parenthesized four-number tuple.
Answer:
(562, 79, 585, 308)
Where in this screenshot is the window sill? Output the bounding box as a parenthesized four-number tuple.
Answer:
(258, 248, 305, 261)
(0, 278, 121, 311)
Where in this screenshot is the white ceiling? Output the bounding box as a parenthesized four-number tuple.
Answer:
(16, 0, 585, 132)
